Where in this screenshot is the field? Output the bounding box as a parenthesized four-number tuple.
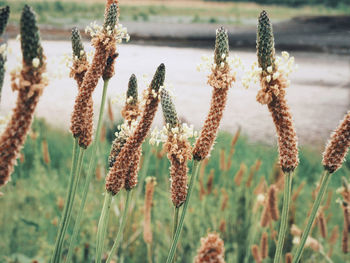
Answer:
(0, 118, 349, 262)
(2, 0, 350, 27)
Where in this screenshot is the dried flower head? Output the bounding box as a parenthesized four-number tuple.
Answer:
(106, 64, 165, 195)
(251, 244, 262, 263)
(194, 232, 225, 263)
(285, 253, 292, 263)
(0, 5, 47, 188)
(267, 184, 279, 221)
(70, 3, 118, 148)
(161, 88, 192, 207)
(260, 232, 268, 259)
(322, 111, 350, 173)
(256, 11, 298, 173)
(193, 27, 235, 161)
(122, 74, 140, 124)
(143, 176, 156, 244)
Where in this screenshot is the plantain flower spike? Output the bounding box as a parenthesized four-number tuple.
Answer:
(161, 88, 191, 207)
(0, 5, 47, 188)
(0, 6, 9, 36)
(256, 10, 298, 173)
(194, 232, 226, 263)
(322, 111, 350, 173)
(192, 27, 234, 161)
(257, 10, 275, 73)
(122, 74, 140, 124)
(70, 27, 89, 87)
(161, 88, 179, 129)
(104, 2, 118, 30)
(105, 64, 165, 195)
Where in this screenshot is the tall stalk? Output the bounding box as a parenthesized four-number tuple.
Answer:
(273, 172, 293, 263)
(166, 160, 201, 263)
(51, 138, 79, 263)
(292, 171, 331, 263)
(66, 79, 110, 262)
(106, 190, 132, 263)
(96, 192, 113, 263)
(172, 207, 179, 239)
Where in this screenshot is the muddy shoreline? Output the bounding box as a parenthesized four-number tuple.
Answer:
(4, 15, 350, 54)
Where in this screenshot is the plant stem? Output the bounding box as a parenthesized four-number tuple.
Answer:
(166, 160, 201, 263)
(106, 190, 132, 263)
(51, 139, 79, 263)
(96, 192, 113, 263)
(66, 79, 110, 262)
(172, 207, 179, 239)
(147, 243, 153, 263)
(292, 171, 331, 263)
(273, 172, 293, 263)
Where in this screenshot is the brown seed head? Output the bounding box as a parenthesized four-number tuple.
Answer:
(106, 64, 165, 195)
(194, 232, 225, 263)
(256, 12, 299, 173)
(192, 27, 234, 161)
(251, 244, 262, 263)
(234, 163, 246, 186)
(0, 6, 47, 188)
(267, 184, 279, 221)
(322, 111, 350, 173)
(285, 253, 292, 263)
(143, 176, 156, 244)
(260, 232, 268, 259)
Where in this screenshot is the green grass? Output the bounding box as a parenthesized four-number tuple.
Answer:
(0, 118, 349, 262)
(2, 0, 350, 27)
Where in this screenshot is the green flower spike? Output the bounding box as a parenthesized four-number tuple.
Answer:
(126, 74, 138, 106)
(160, 88, 179, 130)
(257, 10, 275, 72)
(214, 27, 229, 67)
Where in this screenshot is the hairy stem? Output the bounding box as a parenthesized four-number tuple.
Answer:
(166, 160, 201, 263)
(292, 171, 331, 263)
(66, 79, 110, 262)
(273, 172, 293, 263)
(106, 190, 132, 263)
(96, 192, 113, 263)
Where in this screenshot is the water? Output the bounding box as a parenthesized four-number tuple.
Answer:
(2, 40, 350, 146)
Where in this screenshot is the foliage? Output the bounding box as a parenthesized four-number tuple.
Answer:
(0, 118, 348, 262)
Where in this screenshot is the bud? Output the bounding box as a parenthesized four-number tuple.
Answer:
(0, 6, 10, 36)
(160, 88, 178, 129)
(257, 10, 275, 72)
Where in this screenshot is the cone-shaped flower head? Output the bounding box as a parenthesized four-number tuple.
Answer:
(192, 27, 234, 161)
(104, 3, 118, 31)
(255, 11, 299, 173)
(0, 6, 9, 36)
(106, 64, 165, 195)
(257, 10, 275, 72)
(71, 27, 86, 60)
(0, 5, 47, 188)
(127, 74, 138, 106)
(161, 88, 178, 129)
(322, 111, 350, 173)
(214, 27, 229, 67)
(20, 5, 44, 68)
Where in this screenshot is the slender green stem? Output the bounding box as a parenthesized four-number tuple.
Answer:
(65, 79, 110, 262)
(147, 243, 153, 263)
(96, 192, 113, 263)
(106, 190, 132, 263)
(166, 160, 201, 263)
(273, 172, 293, 263)
(292, 171, 331, 263)
(172, 207, 179, 239)
(51, 139, 79, 263)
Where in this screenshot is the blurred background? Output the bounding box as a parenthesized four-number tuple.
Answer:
(1, 0, 350, 147)
(1, 1, 350, 262)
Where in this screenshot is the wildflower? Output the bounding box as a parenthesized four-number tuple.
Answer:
(251, 244, 262, 263)
(0, 6, 10, 36)
(193, 27, 235, 161)
(260, 232, 268, 259)
(0, 5, 47, 187)
(194, 233, 225, 263)
(121, 74, 140, 125)
(322, 111, 350, 173)
(70, 3, 118, 148)
(143, 177, 156, 244)
(267, 184, 279, 221)
(161, 88, 192, 207)
(256, 10, 298, 173)
(106, 64, 165, 195)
